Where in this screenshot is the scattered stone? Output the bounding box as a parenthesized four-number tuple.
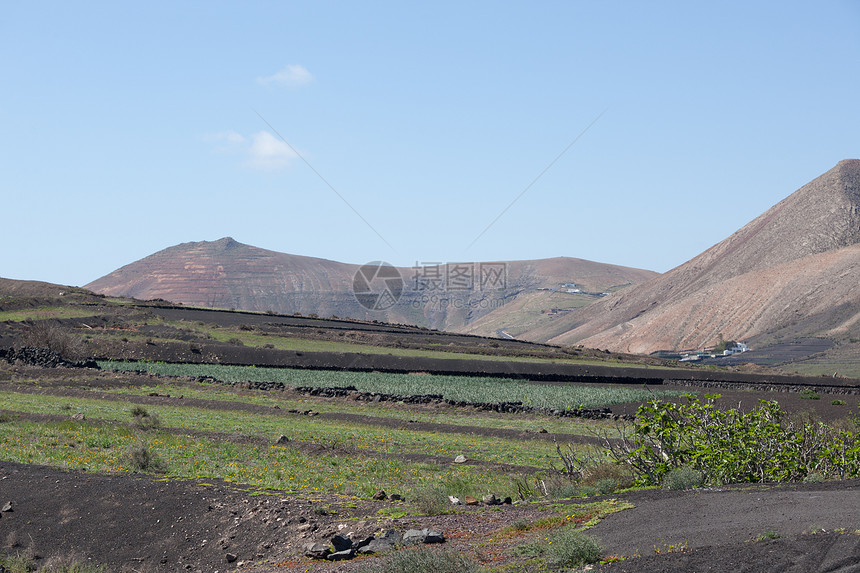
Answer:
(372, 490, 387, 500)
(302, 542, 330, 559)
(389, 493, 404, 501)
(503, 496, 513, 505)
(448, 496, 461, 505)
(71, 413, 85, 421)
(1, 502, 12, 512)
(403, 528, 445, 545)
(482, 494, 500, 506)
(274, 435, 290, 445)
(358, 530, 403, 555)
(330, 534, 352, 552)
(326, 549, 355, 561)
(225, 553, 237, 563)
(453, 454, 467, 463)
(464, 496, 479, 505)
(353, 535, 375, 551)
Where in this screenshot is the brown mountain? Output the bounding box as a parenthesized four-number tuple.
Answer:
(526, 159, 860, 353)
(84, 238, 658, 333)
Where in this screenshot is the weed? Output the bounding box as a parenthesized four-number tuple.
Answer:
(360, 547, 479, 573)
(653, 539, 689, 554)
(130, 406, 161, 430)
(831, 399, 847, 406)
(125, 442, 166, 473)
(751, 531, 781, 542)
(411, 485, 450, 516)
(511, 519, 530, 532)
(514, 527, 603, 567)
(800, 388, 821, 400)
(662, 466, 704, 490)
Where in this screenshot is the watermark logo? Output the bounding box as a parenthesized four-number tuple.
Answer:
(353, 261, 508, 311)
(353, 261, 404, 310)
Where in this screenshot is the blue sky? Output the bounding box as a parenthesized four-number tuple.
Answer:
(2, 1, 859, 287)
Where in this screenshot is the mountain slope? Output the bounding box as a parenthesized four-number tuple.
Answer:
(84, 238, 658, 333)
(526, 159, 860, 352)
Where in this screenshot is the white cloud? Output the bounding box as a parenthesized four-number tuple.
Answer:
(245, 131, 297, 170)
(257, 64, 314, 87)
(204, 130, 297, 171)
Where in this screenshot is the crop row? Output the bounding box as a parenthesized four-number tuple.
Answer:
(99, 361, 682, 410)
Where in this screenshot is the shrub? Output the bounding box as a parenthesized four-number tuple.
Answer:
(546, 528, 603, 567)
(411, 485, 449, 516)
(662, 466, 704, 490)
(361, 547, 479, 573)
(832, 399, 847, 406)
(20, 322, 84, 359)
(800, 388, 821, 400)
(125, 442, 166, 473)
(582, 462, 634, 493)
(130, 406, 161, 430)
(514, 528, 603, 568)
(601, 394, 860, 486)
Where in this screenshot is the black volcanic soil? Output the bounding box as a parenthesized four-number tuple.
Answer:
(1, 461, 858, 573)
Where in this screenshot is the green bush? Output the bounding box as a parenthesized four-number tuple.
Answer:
(514, 528, 603, 568)
(800, 388, 821, 400)
(362, 547, 479, 573)
(603, 394, 860, 486)
(546, 528, 603, 568)
(662, 466, 704, 490)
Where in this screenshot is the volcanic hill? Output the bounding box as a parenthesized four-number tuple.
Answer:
(526, 159, 860, 355)
(84, 238, 658, 333)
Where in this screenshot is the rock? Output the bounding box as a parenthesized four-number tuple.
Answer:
(353, 535, 375, 551)
(225, 553, 237, 563)
(482, 494, 500, 506)
(403, 528, 445, 545)
(302, 542, 330, 559)
(326, 549, 355, 561)
(71, 413, 85, 421)
(389, 493, 404, 501)
(275, 435, 290, 445)
(464, 496, 479, 505)
(372, 490, 387, 500)
(448, 496, 461, 505)
(357, 530, 402, 554)
(330, 533, 352, 552)
(503, 496, 513, 505)
(1, 502, 11, 512)
(453, 454, 467, 463)
(424, 529, 445, 544)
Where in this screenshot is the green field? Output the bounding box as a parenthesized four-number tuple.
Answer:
(99, 360, 684, 411)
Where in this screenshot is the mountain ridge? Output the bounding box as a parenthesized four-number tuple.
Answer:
(530, 159, 860, 352)
(84, 239, 658, 333)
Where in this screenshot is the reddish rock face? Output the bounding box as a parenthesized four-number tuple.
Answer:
(533, 159, 860, 353)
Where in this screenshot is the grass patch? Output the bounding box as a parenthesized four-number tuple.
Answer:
(0, 390, 567, 466)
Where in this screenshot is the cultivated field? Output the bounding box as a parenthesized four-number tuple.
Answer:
(1, 285, 859, 572)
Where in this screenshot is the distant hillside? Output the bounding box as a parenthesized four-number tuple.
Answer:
(84, 238, 658, 333)
(527, 159, 860, 354)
